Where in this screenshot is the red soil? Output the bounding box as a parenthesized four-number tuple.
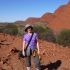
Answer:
(0, 33, 70, 70)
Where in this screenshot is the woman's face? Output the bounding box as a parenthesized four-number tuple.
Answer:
(27, 27, 32, 33)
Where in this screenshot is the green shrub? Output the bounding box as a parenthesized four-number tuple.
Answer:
(3, 23, 18, 35)
(37, 21, 49, 28)
(0, 28, 3, 33)
(33, 26, 55, 42)
(43, 28, 56, 42)
(33, 26, 45, 39)
(33, 26, 44, 33)
(11, 28, 18, 35)
(56, 29, 70, 47)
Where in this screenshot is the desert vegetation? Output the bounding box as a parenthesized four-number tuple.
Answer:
(56, 29, 70, 47)
(33, 26, 55, 42)
(0, 23, 18, 35)
(0, 22, 70, 47)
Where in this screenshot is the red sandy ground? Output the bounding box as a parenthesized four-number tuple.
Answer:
(0, 33, 70, 70)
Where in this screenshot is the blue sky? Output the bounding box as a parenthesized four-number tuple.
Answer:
(0, 0, 69, 22)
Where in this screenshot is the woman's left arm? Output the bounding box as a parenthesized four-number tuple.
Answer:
(36, 37, 40, 55)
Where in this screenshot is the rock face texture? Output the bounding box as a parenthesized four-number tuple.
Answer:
(0, 33, 70, 70)
(25, 17, 40, 23)
(47, 1, 70, 32)
(40, 12, 56, 23)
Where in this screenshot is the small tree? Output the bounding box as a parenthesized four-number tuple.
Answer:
(33, 26, 45, 39)
(33, 26, 55, 42)
(11, 28, 18, 35)
(0, 28, 3, 33)
(43, 28, 56, 42)
(3, 23, 18, 35)
(37, 21, 49, 28)
(56, 29, 70, 47)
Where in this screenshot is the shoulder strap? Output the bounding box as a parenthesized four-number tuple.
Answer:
(25, 32, 34, 50)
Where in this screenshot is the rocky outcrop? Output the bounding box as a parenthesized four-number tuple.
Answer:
(47, 1, 70, 32)
(40, 12, 56, 23)
(25, 17, 40, 23)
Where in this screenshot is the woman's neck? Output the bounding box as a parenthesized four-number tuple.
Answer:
(28, 32, 32, 35)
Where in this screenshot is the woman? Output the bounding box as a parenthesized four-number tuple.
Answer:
(22, 24, 40, 70)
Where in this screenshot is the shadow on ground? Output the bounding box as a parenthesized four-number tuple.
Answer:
(40, 60, 62, 70)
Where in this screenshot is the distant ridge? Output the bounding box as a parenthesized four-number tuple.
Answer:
(25, 17, 40, 23)
(47, 1, 70, 32)
(15, 1, 70, 32)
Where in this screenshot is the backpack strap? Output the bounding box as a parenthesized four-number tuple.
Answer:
(25, 32, 34, 51)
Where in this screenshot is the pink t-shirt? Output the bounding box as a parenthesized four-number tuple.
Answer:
(23, 33, 38, 49)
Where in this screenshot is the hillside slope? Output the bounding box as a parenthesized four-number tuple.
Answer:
(47, 1, 70, 32)
(25, 17, 40, 23)
(0, 33, 70, 70)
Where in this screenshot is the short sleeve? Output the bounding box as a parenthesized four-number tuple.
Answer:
(34, 33, 38, 38)
(23, 35, 26, 41)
